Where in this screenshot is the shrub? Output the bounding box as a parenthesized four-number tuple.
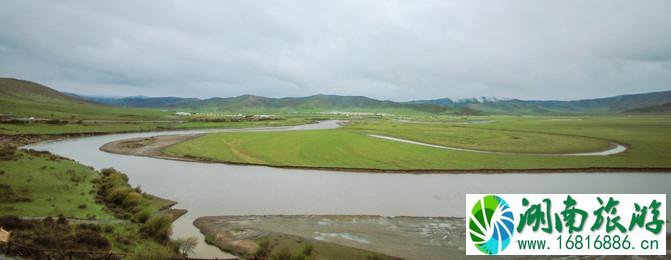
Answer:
(130, 243, 174, 260)
(0, 144, 17, 160)
(175, 237, 198, 255)
(75, 229, 110, 249)
(123, 192, 143, 208)
(103, 225, 114, 233)
(76, 223, 101, 232)
(106, 187, 132, 205)
(273, 248, 293, 260)
(134, 209, 153, 223)
(0, 184, 31, 203)
(0, 215, 33, 229)
(302, 243, 313, 256)
(141, 214, 172, 242)
(56, 214, 69, 225)
(255, 239, 271, 258)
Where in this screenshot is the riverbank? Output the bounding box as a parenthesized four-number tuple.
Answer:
(194, 215, 450, 259)
(100, 133, 671, 174)
(29, 122, 671, 258)
(194, 215, 671, 259)
(0, 148, 184, 257)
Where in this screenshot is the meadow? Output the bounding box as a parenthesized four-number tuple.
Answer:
(0, 150, 179, 257)
(164, 115, 671, 171)
(0, 116, 315, 135)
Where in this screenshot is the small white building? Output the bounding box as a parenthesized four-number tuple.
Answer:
(175, 112, 192, 116)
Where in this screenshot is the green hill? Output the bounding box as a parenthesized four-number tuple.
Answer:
(410, 90, 671, 115)
(623, 102, 671, 113)
(0, 78, 166, 120)
(75, 93, 464, 115)
(171, 94, 456, 114)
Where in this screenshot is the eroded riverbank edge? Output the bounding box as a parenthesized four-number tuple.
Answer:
(194, 215, 671, 259)
(193, 215, 461, 259)
(100, 134, 671, 174)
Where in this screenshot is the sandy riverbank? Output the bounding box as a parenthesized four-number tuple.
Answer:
(194, 215, 461, 259)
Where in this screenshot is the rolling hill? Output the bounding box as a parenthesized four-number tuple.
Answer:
(623, 102, 671, 113)
(65, 94, 199, 108)
(0, 78, 166, 119)
(75, 94, 462, 115)
(4, 77, 669, 116)
(170, 94, 457, 114)
(409, 90, 671, 115)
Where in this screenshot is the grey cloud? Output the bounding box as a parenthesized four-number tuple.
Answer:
(1, 0, 670, 100)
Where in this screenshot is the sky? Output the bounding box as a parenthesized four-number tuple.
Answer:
(1, 0, 670, 101)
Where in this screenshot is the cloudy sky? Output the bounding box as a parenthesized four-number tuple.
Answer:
(1, 1, 670, 101)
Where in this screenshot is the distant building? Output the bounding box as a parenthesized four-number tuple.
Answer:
(175, 112, 192, 116)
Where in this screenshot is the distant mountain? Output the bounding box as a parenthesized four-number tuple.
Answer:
(409, 91, 671, 115)
(68, 94, 199, 108)
(407, 96, 510, 106)
(406, 97, 454, 106)
(0, 78, 163, 119)
(623, 102, 671, 113)
(5, 77, 669, 116)
(170, 94, 456, 114)
(71, 93, 457, 114)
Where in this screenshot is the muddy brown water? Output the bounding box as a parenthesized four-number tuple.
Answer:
(25, 120, 671, 258)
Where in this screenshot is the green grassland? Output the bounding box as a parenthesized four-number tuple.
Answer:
(0, 151, 113, 219)
(0, 117, 315, 135)
(0, 150, 178, 257)
(165, 115, 671, 170)
(346, 119, 613, 153)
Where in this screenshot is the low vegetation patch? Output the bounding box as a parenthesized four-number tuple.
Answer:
(0, 216, 111, 258)
(0, 147, 178, 257)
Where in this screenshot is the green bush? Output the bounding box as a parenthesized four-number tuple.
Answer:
(123, 192, 143, 208)
(273, 248, 293, 260)
(255, 239, 271, 258)
(106, 186, 132, 205)
(302, 243, 313, 256)
(134, 209, 153, 223)
(130, 243, 174, 260)
(141, 214, 172, 242)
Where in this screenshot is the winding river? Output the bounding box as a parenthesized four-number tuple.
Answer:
(26, 121, 671, 258)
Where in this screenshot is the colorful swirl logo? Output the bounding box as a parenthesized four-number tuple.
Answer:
(468, 195, 514, 255)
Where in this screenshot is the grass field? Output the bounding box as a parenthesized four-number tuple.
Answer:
(0, 150, 179, 256)
(0, 151, 114, 219)
(164, 115, 671, 170)
(0, 117, 315, 135)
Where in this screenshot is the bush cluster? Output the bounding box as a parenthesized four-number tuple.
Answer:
(0, 144, 17, 160)
(95, 168, 153, 223)
(95, 168, 174, 244)
(0, 184, 32, 203)
(140, 214, 172, 243)
(0, 215, 111, 258)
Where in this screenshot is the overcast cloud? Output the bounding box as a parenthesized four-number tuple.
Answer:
(1, 0, 670, 101)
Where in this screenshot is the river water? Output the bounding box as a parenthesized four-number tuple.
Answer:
(26, 121, 671, 258)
